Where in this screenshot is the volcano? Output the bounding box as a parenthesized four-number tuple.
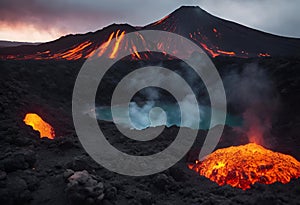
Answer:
(1, 5, 300, 205)
(0, 6, 300, 60)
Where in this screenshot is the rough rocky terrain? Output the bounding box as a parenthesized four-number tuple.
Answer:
(1, 57, 300, 205)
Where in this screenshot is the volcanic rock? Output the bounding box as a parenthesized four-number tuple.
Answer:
(1, 175, 32, 205)
(63, 169, 75, 179)
(153, 173, 176, 191)
(1, 149, 36, 172)
(65, 155, 98, 172)
(65, 170, 105, 205)
(56, 135, 78, 150)
(104, 186, 117, 200)
(0, 171, 6, 180)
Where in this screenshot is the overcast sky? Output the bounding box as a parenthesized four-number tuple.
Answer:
(0, 0, 299, 42)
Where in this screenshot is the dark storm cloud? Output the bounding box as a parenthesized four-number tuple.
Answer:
(198, 0, 300, 38)
(0, 0, 299, 41)
(0, 0, 195, 34)
(0, 0, 126, 33)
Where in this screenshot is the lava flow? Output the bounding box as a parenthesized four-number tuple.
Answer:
(23, 113, 55, 139)
(188, 143, 300, 190)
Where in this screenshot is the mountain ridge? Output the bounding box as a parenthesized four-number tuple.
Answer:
(0, 6, 299, 60)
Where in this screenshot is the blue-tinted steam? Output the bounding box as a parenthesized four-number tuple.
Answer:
(91, 101, 242, 130)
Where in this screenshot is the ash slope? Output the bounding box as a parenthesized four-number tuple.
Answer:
(0, 57, 300, 205)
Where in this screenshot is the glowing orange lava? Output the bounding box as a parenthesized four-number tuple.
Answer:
(109, 30, 125, 59)
(131, 44, 141, 59)
(216, 50, 236, 56)
(23, 113, 55, 139)
(97, 31, 115, 57)
(60, 41, 92, 60)
(188, 143, 300, 190)
(152, 15, 170, 26)
(258, 53, 271, 57)
(199, 42, 220, 58)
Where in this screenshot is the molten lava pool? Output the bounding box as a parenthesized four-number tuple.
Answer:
(188, 143, 300, 190)
(23, 113, 55, 139)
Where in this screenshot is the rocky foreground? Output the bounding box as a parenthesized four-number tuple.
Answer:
(1, 58, 300, 204)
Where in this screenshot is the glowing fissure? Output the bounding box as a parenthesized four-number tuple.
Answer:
(199, 42, 220, 58)
(109, 30, 126, 59)
(97, 31, 115, 57)
(189, 32, 236, 57)
(258, 53, 271, 57)
(152, 15, 170, 26)
(62, 41, 92, 58)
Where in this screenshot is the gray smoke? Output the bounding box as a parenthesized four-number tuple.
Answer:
(223, 63, 279, 146)
(84, 59, 278, 146)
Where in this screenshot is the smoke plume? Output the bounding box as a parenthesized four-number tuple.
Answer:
(224, 63, 279, 146)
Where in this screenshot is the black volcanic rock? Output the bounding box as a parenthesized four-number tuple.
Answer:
(65, 170, 105, 205)
(1, 149, 36, 172)
(146, 6, 300, 57)
(0, 57, 300, 204)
